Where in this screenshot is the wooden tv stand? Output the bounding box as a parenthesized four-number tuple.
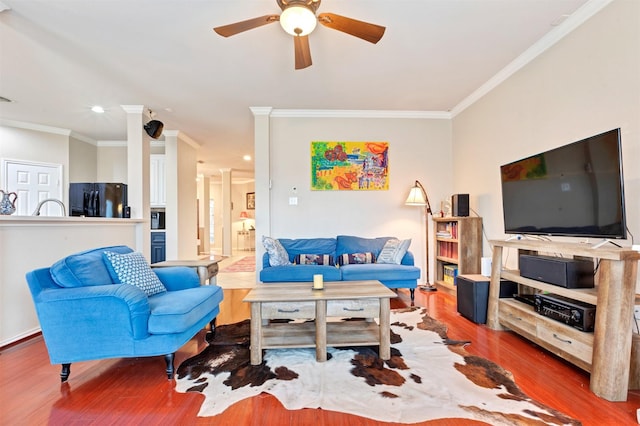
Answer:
(487, 239, 640, 402)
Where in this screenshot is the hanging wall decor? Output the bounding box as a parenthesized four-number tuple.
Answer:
(311, 141, 389, 191)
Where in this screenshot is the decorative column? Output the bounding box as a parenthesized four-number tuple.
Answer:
(198, 175, 211, 255)
(251, 107, 272, 275)
(121, 105, 150, 258)
(220, 168, 232, 256)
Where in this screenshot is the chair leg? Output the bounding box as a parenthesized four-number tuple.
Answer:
(164, 353, 175, 380)
(206, 317, 217, 343)
(410, 289, 415, 302)
(60, 363, 71, 382)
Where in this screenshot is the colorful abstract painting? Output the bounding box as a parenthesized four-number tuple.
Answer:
(311, 141, 389, 190)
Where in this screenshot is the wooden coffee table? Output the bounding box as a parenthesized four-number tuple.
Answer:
(243, 280, 396, 365)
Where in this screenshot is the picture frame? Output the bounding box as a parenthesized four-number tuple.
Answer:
(246, 192, 255, 210)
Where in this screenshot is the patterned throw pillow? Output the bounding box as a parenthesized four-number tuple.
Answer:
(294, 254, 335, 266)
(338, 252, 376, 266)
(103, 251, 167, 297)
(262, 236, 292, 266)
(377, 238, 412, 264)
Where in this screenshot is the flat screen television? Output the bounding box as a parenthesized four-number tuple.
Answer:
(500, 128, 627, 240)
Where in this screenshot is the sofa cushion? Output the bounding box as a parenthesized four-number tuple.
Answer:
(337, 252, 376, 265)
(335, 235, 391, 258)
(262, 236, 292, 266)
(103, 251, 167, 297)
(377, 238, 412, 264)
(50, 245, 133, 288)
(260, 264, 342, 282)
(279, 238, 337, 261)
(147, 285, 223, 334)
(294, 254, 335, 266)
(340, 263, 421, 281)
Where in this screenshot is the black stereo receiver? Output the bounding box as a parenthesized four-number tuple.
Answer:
(534, 293, 596, 332)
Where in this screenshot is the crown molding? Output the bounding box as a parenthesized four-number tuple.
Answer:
(0, 119, 71, 136)
(250, 107, 274, 116)
(163, 130, 200, 149)
(450, 0, 614, 117)
(270, 109, 452, 120)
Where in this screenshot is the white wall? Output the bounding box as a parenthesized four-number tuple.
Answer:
(0, 125, 69, 191)
(452, 0, 640, 286)
(165, 131, 199, 259)
(96, 145, 127, 183)
(69, 136, 97, 182)
(262, 113, 452, 283)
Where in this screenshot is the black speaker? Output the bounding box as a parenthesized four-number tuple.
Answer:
(519, 254, 594, 288)
(144, 120, 164, 139)
(451, 193, 469, 217)
(456, 274, 517, 324)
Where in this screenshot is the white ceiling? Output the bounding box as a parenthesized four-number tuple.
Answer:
(0, 0, 597, 181)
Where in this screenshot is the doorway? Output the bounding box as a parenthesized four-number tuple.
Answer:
(1, 159, 63, 216)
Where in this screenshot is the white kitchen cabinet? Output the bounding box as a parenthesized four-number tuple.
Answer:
(150, 154, 166, 207)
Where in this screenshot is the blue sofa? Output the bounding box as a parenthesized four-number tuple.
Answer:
(259, 235, 420, 301)
(25, 245, 224, 382)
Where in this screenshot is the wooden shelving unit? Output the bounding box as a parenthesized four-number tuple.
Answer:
(433, 216, 483, 294)
(487, 239, 640, 402)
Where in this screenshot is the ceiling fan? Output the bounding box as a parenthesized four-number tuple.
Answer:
(213, 0, 386, 70)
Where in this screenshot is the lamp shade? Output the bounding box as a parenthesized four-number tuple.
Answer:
(240, 211, 249, 219)
(280, 5, 317, 36)
(405, 184, 427, 206)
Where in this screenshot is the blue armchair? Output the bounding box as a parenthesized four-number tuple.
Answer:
(25, 245, 223, 382)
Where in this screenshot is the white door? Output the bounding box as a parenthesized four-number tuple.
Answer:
(2, 159, 63, 216)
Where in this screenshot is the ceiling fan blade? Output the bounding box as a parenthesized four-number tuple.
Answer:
(294, 35, 312, 70)
(214, 15, 279, 37)
(318, 13, 385, 44)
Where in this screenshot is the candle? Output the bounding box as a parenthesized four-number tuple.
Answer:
(313, 274, 323, 290)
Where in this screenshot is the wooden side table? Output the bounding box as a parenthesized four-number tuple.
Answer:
(151, 257, 223, 285)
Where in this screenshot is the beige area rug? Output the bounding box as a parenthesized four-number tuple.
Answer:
(175, 308, 580, 425)
(219, 256, 255, 273)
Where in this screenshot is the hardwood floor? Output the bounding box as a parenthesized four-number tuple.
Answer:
(1, 287, 639, 425)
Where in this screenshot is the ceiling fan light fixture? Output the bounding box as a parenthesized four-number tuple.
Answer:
(280, 5, 317, 36)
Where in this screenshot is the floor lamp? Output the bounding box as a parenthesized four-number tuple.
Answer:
(405, 180, 437, 292)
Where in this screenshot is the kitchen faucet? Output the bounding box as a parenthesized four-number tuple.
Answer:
(32, 198, 67, 216)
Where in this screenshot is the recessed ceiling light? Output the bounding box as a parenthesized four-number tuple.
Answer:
(91, 105, 105, 113)
(243, 155, 252, 161)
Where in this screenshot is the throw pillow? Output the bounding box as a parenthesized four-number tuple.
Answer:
(103, 251, 167, 297)
(294, 254, 335, 266)
(262, 236, 292, 266)
(338, 252, 376, 266)
(377, 238, 412, 264)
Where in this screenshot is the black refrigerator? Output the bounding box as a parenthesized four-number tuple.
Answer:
(69, 183, 128, 218)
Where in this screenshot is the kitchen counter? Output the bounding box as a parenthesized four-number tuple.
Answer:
(0, 215, 145, 224)
(0, 216, 145, 346)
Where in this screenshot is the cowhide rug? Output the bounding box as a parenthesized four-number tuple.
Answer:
(175, 307, 580, 425)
